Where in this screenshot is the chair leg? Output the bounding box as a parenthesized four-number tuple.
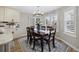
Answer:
(27, 36, 29, 43)
(52, 36, 55, 48)
(41, 39, 44, 52)
(48, 41, 51, 52)
(33, 39, 35, 50)
(29, 37, 32, 46)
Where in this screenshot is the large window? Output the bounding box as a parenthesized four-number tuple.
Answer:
(45, 16, 51, 26)
(64, 8, 76, 36)
(51, 14, 58, 26)
(51, 14, 58, 32)
(45, 14, 58, 32)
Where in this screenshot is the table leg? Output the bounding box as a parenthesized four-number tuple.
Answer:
(52, 36, 55, 48)
(41, 37, 43, 52)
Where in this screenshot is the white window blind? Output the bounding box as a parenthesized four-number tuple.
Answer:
(64, 8, 76, 35)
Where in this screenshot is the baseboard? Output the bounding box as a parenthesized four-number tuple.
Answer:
(56, 36, 79, 52)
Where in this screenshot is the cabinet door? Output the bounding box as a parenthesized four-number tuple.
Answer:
(5, 8, 14, 22)
(0, 7, 5, 21)
(12, 10, 20, 22)
(5, 8, 20, 22)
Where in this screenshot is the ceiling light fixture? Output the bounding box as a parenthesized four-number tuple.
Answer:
(33, 6, 44, 16)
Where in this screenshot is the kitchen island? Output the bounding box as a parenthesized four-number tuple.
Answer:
(0, 30, 13, 52)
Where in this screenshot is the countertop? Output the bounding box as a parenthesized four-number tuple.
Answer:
(0, 30, 13, 45)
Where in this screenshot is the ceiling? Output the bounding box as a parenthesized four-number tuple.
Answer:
(7, 6, 61, 14)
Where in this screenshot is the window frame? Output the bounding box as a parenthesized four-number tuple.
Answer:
(64, 7, 76, 37)
(45, 13, 59, 32)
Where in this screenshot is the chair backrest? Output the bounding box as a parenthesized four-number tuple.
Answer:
(53, 23, 56, 35)
(30, 27, 34, 33)
(48, 26, 56, 41)
(26, 27, 30, 35)
(31, 26, 34, 28)
(51, 25, 56, 40)
(41, 26, 45, 30)
(30, 27, 35, 38)
(48, 28, 52, 41)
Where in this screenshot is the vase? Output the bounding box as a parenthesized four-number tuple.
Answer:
(37, 23, 40, 32)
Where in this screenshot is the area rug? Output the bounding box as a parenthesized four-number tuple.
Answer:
(18, 37, 68, 52)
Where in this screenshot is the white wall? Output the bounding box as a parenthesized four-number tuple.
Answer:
(76, 6, 79, 50)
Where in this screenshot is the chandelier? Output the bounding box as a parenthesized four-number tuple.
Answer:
(33, 6, 44, 16)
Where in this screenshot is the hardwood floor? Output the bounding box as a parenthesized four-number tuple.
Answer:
(67, 47, 77, 52)
(10, 40, 23, 52)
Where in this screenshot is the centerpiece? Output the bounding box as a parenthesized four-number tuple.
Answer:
(36, 18, 41, 33)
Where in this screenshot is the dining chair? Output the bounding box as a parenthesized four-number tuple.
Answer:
(26, 27, 30, 43)
(43, 27, 56, 52)
(51, 27, 56, 48)
(52, 23, 56, 48)
(30, 27, 42, 51)
(28, 26, 37, 46)
(43, 28, 52, 51)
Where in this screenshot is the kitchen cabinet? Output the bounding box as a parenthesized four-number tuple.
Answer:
(0, 7, 20, 22)
(0, 7, 5, 21)
(4, 8, 20, 22)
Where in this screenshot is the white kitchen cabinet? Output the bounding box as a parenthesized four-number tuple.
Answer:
(4, 8, 20, 22)
(0, 7, 21, 39)
(0, 7, 5, 21)
(0, 7, 20, 22)
(12, 10, 20, 22)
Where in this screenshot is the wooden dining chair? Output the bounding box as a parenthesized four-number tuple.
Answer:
(43, 27, 56, 52)
(29, 26, 39, 46)
(26, 27, 30, 43)
(26, 26, 35, 46)
(52, 27, 56, 48)
(30, 27, 42, 51)
(52, 23, 56, 48)
(43, 28, 52, 51)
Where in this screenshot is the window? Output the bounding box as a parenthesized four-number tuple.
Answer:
(45, 14, 58, 32)
(51, 14, 58, 26)
(45, 16, 51, 26)
(64, 8, 76, 36)
(51, 14, 58, 32)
